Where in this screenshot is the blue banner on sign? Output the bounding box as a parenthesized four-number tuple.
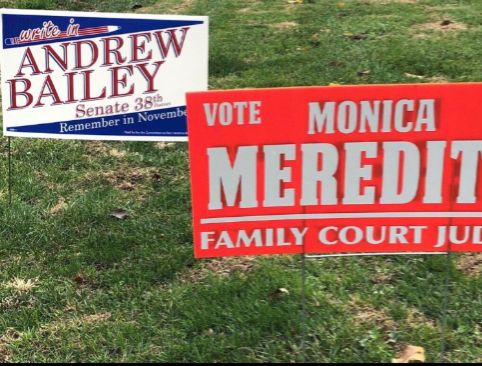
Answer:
(7, 107, 188, 137)
(2, 14, 204, 49)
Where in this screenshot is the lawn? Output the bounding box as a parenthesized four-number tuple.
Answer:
(0, 0, 481, 362)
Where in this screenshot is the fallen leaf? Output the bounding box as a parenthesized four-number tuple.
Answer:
(296, 47, 309, 51)
(268, 288, 290, 299)
(343, 32, 354, 37)
(287, 0, 303, 3)
(353, 33, 368, 40)
(329, 83, 341, 86)
(441, 20, 452, 26)
(313, 33, 319, 38)
(132, 4, 143, 10)
(73, 274, 85, 285)
(206, 329, 215, 337)
(358, 70, 370, 76)
(392, 345, 426, 364)
(330, 61, 346, 66)
(111, 209, 128, 220)
(337, 2, 346, 6)
(404, 73, 425, 79)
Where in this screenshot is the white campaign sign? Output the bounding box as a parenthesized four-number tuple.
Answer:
(0, 9, 208, 141)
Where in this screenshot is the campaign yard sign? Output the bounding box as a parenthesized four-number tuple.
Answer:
(187, 84, 482, 258)
(0, 9, 208, 141)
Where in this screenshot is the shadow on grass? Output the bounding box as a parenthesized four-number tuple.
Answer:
(209, 54, 251, 79)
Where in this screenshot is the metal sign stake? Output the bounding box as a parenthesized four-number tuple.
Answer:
(8, 136, 12, 205)
(440, 252, 452, 363)
(301, 252, 307, 364)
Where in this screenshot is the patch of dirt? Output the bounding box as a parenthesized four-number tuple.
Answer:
(2, 278, 39, 312)
(85, 141, 110, 156)
(171, 0, 196, 13)
(427, 75, 449, 83)
(49, 197, 68, 215)
(179, 257, 258, 284)
(271, 22, 298, 30)
(405, 307, 436, 330)
(1, 295, 35, 312)
(351, 298, 435, 338)
(109, 149, 127, 158)
(457, 253, 482, 277)
(425, 5, 463, 11)
(34, 171, 50, 180)
(238, 1, 263, 13)
(370, 0, 419, 3)
(136, 0, 196, 15)
(41, 313, 112, 335)
(0, 346, 9, 363)
(424, 5, 468, 26)
(412, 32, 434, 39)
(84, 143, 137, 161)
(238, 7, 251, 13)
(350, 297, 397, 332)
(156, 142, 175, 149)
(368, 259, 395, 285)
(412, 21, 467, 32)
(83, 141, 112, 161)
(103, 166, 160, 192)
(83, 313, 112, 324)
(0, 329, 20, 362)
(370, 273, 393, 285)
(1, 255, 22, 268)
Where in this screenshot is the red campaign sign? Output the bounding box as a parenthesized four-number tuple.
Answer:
(187, 84, 482, 258)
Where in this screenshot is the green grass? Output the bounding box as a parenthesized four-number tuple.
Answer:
(0, 0, 481, 362)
